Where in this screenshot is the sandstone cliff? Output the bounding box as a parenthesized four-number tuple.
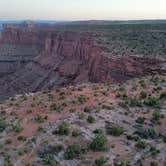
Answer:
(0, 26, 165, 100)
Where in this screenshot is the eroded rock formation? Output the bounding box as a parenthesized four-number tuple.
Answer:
(0, 26, 165, 100)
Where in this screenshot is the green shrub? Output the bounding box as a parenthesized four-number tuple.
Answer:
(139, 80, 146, 88)
(152, 111, 162, 122)
(35, 114, 47, 123)
(106, 123, 124, 136)
(64, 144, 82, 160)
(150, 161, 158, 166)
(57, 122, 70, 135)
(93, 156, 109, 166)
(12, 124, 23, 133)
(115, 161, 131, 166)
(17, 135, 27, 142)
(78, 95, 89, 104)
(129, 98, 142, 107)
(150, 147, 160, 157)
(84, 106, 92, 113)
(140, 91, 147, 99)
(90, 134, 108, 151)
(135, 140, 147, 149)
(72, 129, 81, 137)
(87, 115, 95, 123)
(42, 154, 57, 165)
(0, 118, 6, 132)
(135, 127, 157, 139)
(135, 117, 145, 124)
(145, 97, 160, 108)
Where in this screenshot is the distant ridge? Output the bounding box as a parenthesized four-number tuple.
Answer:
(1, 19, 166, 30)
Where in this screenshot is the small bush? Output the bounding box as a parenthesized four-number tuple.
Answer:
(129, 98, 142, 107)
(135, 139, 147, 149)
(150, 161, 158, 166)
(145, 97, 160, 108)
(90, 134, 108, 151)
(0, 118, 6, 132)
(135, 117, 145, 124)
(140, 91, 147, 99)
(150, 146, 160, 157)
(106, 123, 124, 136)
(93, 156, 109, 166)
(78, 95, 89, 104)
(152, 111, 162, 122)
(72, 129, 81, 137)
(12, 124, 23, 133)
(135, 127, 157, 139)
(115, 161, 131, 166)
(57, 122, 70, 135)
(64, 144, 82, 160)
(35, 114, 47, 123)
(84, 106, 92, 113)
(87, 115, 95, 123)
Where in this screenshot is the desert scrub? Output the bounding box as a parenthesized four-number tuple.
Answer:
(90, 133, 108, 151)
(140, 91, 147, 99)
(152, 111, 163, 122)
(115, 161, 131, 166)
(56, 121, 70, 135)
(64, 144, 82, 160)
(93, 156, 109, 166)
(72, 129, 81, 137)
(84, 106, 92, 113)
(0, 118, 7, 132)
(150, 146, 160, 157)
(59, 92, 66, 100)
(35, 114, 47, 123)
(150, 161, 158, 166)
(105, 123, 124, 136)
(135, 127, 157, 139)
(12, 123, 23, 133)
(42, 154, 57, 165)
(145, 96, 160, 108)
(135, 117, 145, 124)
(78, 95, 89, 104)
(139, 80, 146, 88)
(87, 115, 95, 123)
(135, 139, 147, 149)
(129, 98, 142, 107)
(17, 135, 27, 142)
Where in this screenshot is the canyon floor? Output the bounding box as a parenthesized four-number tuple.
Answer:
(0, 75, 165, 166)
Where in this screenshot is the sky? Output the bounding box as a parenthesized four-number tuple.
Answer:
(0, 0, 166, 20)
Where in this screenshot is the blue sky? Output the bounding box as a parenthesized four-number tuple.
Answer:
(0, 0, 166, 20)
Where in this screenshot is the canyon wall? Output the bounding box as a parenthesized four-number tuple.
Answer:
(0, 26, 165, 100)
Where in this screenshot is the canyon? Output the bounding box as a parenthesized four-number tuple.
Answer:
(0, 24, 165, 100)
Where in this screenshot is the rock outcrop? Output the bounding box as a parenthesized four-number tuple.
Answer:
(0, 26, 165, 100)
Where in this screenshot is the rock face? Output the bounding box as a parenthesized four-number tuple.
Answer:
(0, 26, 165, 100)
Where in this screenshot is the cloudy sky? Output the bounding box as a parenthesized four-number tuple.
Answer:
(0, 0, 166, 20)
